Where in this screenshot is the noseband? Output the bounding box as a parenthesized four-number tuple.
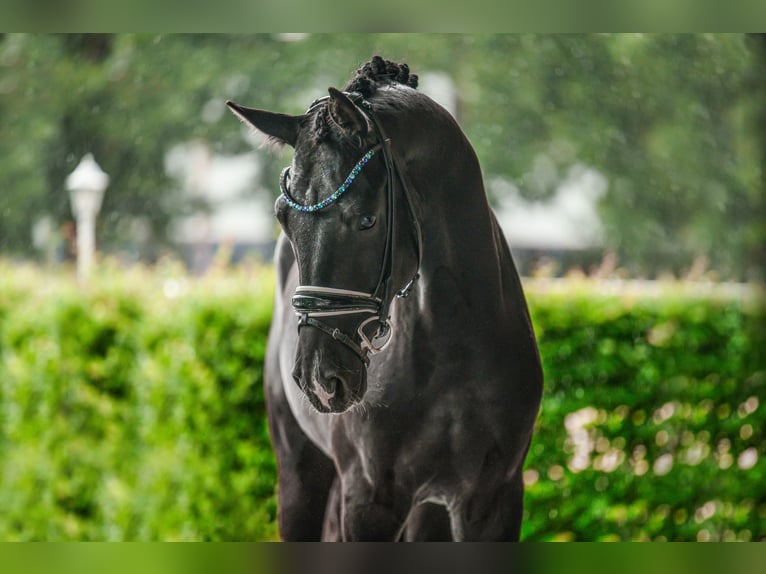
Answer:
(281, 92, 423, 366)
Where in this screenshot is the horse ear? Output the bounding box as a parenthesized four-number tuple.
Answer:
(226, 100, 301, 148)
(327, 87, 371, 141)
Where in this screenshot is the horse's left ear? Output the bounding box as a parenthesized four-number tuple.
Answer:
(327, 87, 371, 141)
(226, 101, 301, 148)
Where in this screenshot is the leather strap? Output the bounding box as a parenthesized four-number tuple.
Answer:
(298, 315, 370, 366)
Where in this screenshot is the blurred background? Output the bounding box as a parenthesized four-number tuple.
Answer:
(0, 34, 763, 541)
(0, 33, 762, 278)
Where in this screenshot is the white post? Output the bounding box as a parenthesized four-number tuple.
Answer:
(65, 154, 109, 283)
(76, 210, 96, 282)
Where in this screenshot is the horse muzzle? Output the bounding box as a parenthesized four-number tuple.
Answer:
(291, 342, 368, 413)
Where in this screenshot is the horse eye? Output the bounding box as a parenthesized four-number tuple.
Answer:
(359, 215, 377, 230)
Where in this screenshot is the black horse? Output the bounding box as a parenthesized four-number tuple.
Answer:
(227, 57, 543, 541)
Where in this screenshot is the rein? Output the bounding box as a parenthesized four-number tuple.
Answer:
(281, 92, 423, 365)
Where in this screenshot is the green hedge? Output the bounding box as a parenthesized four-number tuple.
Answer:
(0, 262, 277, 541)
(0, 263, 763, 541)
(522, 280, 765, 541)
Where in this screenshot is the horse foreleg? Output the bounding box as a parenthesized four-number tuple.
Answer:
(338, 467, 411, 541)
(321, 476, 342, 541)
(449, 469, 525, 541)
(265, 369, 336, 541)
(403, 502, 453, 541)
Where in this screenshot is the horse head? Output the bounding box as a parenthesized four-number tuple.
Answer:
(227, 85, 421, 413)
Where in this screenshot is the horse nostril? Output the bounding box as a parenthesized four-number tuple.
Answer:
(325, 376, 341, 395)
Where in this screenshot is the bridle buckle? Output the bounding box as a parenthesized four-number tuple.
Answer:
(396, 273, 420, 298)
(358, 316, 392, 354)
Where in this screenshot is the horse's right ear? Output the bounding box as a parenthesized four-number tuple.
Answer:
(327, 87, 371, 142)
(226, 101, 301, 148)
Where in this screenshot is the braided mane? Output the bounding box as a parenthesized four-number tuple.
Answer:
(310, 56, 418, 144)
(343, 55, 419, 96)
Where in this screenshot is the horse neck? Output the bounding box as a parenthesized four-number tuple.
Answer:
(392, 114, 512, 321)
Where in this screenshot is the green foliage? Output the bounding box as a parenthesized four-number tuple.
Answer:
(523, 279, 766, 541)
(469, 34, 761, 277)
(0, 261, 277, 540)
(0, 263, 763, 540)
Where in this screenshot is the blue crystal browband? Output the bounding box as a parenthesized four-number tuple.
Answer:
(279, 146, 380, 213)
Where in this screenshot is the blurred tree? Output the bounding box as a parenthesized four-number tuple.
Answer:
(0, 34, 760, 278)
(467, 34, 760, 278)
(746, 33, 766, 281)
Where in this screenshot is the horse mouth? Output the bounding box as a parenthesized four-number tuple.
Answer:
(310, 396, 358, 414)
(298, 374, 366, 414)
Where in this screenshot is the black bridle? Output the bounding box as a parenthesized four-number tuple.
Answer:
(280, 92, 423, 366)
